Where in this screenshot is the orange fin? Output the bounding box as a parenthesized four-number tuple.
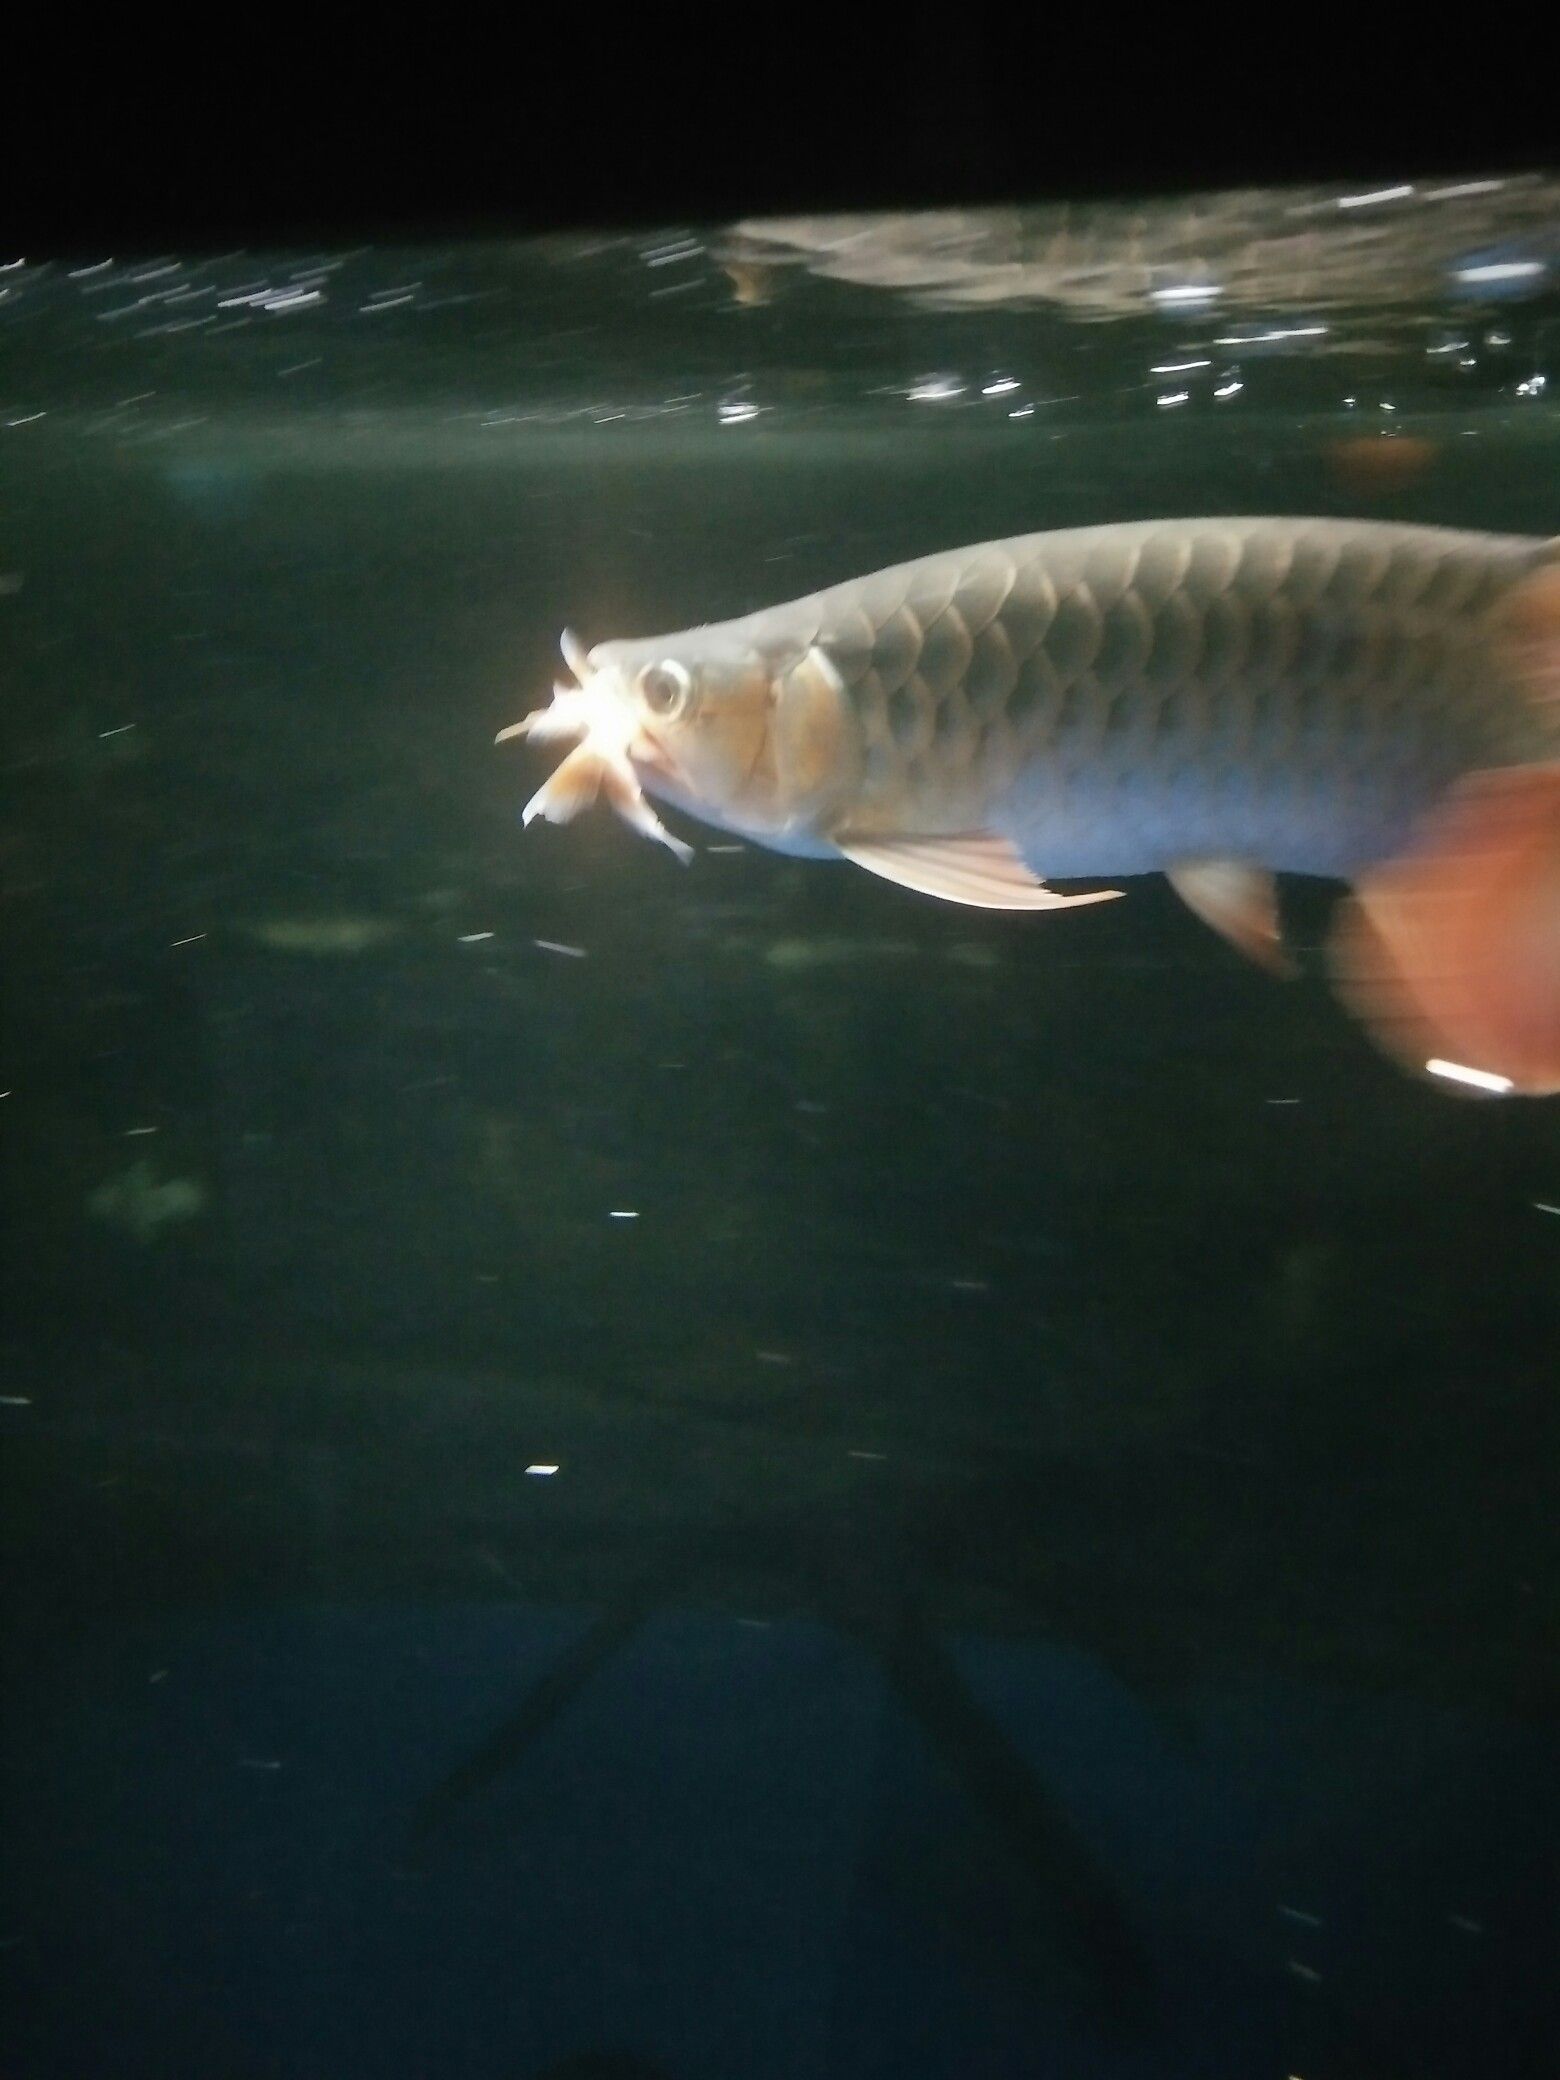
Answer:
(1329, 762, 1560, 1097)
(1167, 861, 1292, 976)
(834, 832, 1122, 911)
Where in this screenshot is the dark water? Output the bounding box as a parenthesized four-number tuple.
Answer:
(2, 199, 1559, 2078)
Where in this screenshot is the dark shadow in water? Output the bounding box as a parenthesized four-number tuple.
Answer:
(410, 1521, 1159, 2039)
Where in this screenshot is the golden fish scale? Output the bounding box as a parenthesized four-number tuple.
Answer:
(804, 520, 1535, 824)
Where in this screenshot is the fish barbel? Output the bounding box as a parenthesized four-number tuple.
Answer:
(497, 517, 1560, 1093)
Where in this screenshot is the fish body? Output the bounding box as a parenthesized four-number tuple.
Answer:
(499, 517, 1560, 1092)
(592, 518, 1557, 875)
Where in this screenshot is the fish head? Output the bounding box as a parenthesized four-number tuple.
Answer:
(499, 625, 855, 854)
(591, 630, 780, 824)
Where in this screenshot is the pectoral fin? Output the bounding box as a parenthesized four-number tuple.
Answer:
(1167, 861, 1292, 976)
(835, 832, 1122, 911)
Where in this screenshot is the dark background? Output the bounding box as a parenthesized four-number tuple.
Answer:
(2, 207, 1558, 2076)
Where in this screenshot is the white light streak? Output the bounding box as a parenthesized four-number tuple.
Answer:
(1426, 1057, 1513, 1095)
(717, 401, 762, 424)
(218, 288, 324, 312)
(907, 376, 965, 401)
(458, 931, 494, 943)
(1214, 380, 1243, 399)
(1453, 260, 1544, 284)
(1150, 359, 1210, 374)
(1337, 183, 1414, 208)
(642, 239, 701, 266)
(1212, 326, 1327, 345)
(1156, 390, 1189, 408)
(609, 1209, 639, 1220)
(1149, 283, 1221, 304)
(525, 1463, 559, 1476)
(981, 376, 1019, 396)
(533, 939, 586, 958)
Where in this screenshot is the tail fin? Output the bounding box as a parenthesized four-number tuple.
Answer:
(1329, 761, 1560, 1095)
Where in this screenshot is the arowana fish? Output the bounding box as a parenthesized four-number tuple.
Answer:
(496, 517, 1560, 1095)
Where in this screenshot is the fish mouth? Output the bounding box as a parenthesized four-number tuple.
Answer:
(493, 636, 698, 862)
(630, 726, 683, 786)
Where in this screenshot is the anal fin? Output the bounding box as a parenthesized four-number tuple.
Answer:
(835, 832, 1121, 911)
(1167, 861, 1292, 976)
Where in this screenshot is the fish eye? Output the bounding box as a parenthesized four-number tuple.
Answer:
(638, 660, 693, 718)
